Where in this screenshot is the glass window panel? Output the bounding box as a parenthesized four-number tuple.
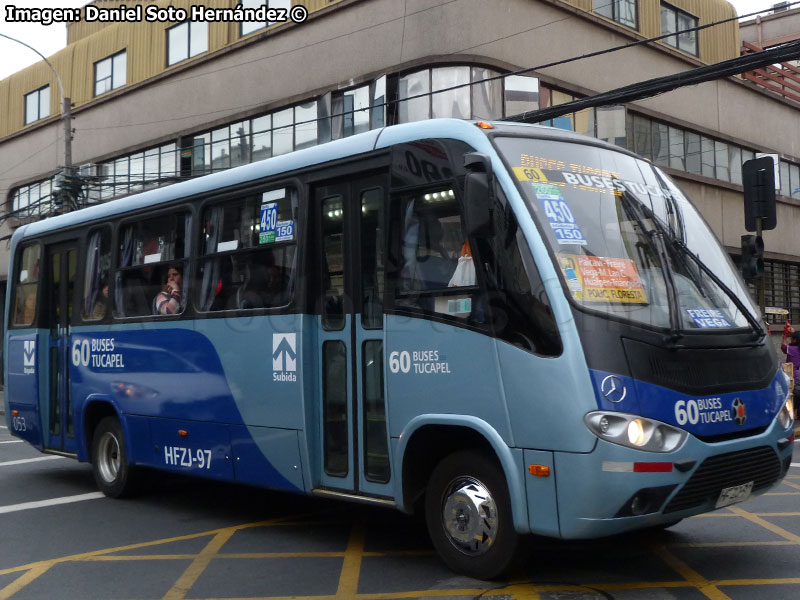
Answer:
(619, 0, 637, 28)
(685, 132, 701, 174)
(161, 143, 177, 177)
(294, 102, 317, 150)
(211, 127, 230, 172)
(791, 164, 800, 199)
(144, 149, 159, 187)
(504, 74, 539, 118)
(363, 340, 389, 483)
(273, 108, 293, 156)
(13, 245, 41, 326)
(25, 91, 38, 124)
(82, 229, 111, 320)
(95, 57, 112, 95)
(729, 146, 742, 186)
(322, 195, 345, 330)
(99, 162, 113, 200)
(715, 141, 729, 182)
(269, 0, 291, 25)
(342, 86, 370, 137)
(470, 67, 502, 120)
(780, 161, 791, 196)
(661, 5, 677, 47)
(653, 122, 669, 166)
(189, 22, 208, 57)
(241, 0, 267, 35)
(129, 153, 144, 191)
(596, 105, 626, 147)
(398, 70, 430, 123)
(575, 108, 594, 136)
(632, 114, 652, 160)
(112, 52, 126, 88)
(593, 0, 612, 18)
(431, 66, 470, 119)
(230, 121, 251, 167)
(114, 157, 129, 196)
(668, 126, 684, 170)
(701, 137, 715, 178)
(323, 341, 348, 477)
(39, 86, 50, 119)
(361, 188, 384, 329)
(677, 12, 698, 55)
(168, 23, 188, 65)
(371, 75, 386, 129)
(251, 114, 272, 161)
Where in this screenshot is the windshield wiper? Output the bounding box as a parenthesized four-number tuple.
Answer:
(616, 191, 682, 343)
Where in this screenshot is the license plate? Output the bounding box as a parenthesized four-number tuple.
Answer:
(715, 481, 754, 509)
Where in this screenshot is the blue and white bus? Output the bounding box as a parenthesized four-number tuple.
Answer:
(4, 119, 794, 578)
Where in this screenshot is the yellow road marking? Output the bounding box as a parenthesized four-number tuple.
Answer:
(651, 544, 731, 600)
(0, 565, 51, 600)
(764, 492, 800, 496)
(782, 480, 800, 491)
(162, 529, 235, 600)
(671, 541, 794, 548)
(714, 577, 800, 586)
(726, 505, 800, 543)
(336, 522, 365, 599)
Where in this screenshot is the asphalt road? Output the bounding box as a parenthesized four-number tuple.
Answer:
(0, 419, 798, 600)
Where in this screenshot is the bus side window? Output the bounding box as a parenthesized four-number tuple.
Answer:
(475, 189, 562, 356)
(393, 188, 482, 323)
(82, 228, 111, 321)
(115, 212, 190, 318)
(196, 188, 297, 312)
(12, 244, 41, 326)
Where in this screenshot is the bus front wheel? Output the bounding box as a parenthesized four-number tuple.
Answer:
(424, 450, 519, 580)
(91, 417, 137, 498)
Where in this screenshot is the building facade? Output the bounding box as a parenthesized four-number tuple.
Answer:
(2, 0, 800, 329)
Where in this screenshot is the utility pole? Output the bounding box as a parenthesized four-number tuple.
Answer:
(0, 33, 74, 208)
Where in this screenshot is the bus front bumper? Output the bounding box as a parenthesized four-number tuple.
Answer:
(539, 420, 794, 539)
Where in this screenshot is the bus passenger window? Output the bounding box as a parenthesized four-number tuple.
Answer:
(115, 212, 189, 318)
(82, 228, 111, 321)
(322, 195, 345, 330)
(12, 245, 41, 326)
(196, 188, 297, 312)
(394, 189, 481, 322)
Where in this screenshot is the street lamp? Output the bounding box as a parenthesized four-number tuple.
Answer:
(0, 33, 74, 189)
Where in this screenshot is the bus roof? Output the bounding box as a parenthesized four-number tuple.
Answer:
(14, 119, 624, 242)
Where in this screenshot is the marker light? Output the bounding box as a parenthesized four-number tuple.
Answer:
(585, 411, 688, 453)
(475, 121, 494, 129)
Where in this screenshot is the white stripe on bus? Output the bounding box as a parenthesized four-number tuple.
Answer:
(0, 456, 64, 467)
(0, 492, 104, 515)
(0, 440, 23, 444)
(792, 463, 800, 468)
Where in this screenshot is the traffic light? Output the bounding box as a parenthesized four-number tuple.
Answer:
(741, 234, 764, 280)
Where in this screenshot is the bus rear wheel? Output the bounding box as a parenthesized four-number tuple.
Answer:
(92, 417, 137, 498)
(425, 450, 519, 580)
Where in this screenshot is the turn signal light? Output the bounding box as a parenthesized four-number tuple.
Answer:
(528, 464, 551, 477)
(11, 410, 18, 417)
(178, 429, 188, 437)
(475, 121, 494, 129)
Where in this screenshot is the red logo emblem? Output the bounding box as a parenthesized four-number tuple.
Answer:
(731, 398, 746, 426)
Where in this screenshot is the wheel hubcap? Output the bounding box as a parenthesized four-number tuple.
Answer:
(97, 432, 120, 484)
(441, 477, 498, 556)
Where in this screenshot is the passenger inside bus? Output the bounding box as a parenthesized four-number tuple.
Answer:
(154, 265, 184, 315)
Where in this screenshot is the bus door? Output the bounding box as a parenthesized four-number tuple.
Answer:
(44, 242, 78, 454)
(313, 174, 392, 497)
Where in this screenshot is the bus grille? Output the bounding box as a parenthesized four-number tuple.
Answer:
(663, 446, 782, 514)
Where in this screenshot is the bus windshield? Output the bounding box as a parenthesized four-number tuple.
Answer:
(495, 136, 760, 333)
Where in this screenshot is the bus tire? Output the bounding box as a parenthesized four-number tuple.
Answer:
(425, 450, 519, 580)
(91, 417, 137, 498)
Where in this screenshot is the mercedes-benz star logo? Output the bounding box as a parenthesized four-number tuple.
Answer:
(600, 375, 627, 403)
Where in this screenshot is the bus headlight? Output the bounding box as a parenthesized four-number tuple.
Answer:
(585, 412, 687, 452)
(777, 396, 794, 431)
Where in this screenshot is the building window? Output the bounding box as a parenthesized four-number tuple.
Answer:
(167, 21, 208, 66)
(94, 51, 127, 96)
(594, 0, 637, 29)
(661, 2, 698, 56)
(240, 0, 292, 36)
(24, 85, 50, 125)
